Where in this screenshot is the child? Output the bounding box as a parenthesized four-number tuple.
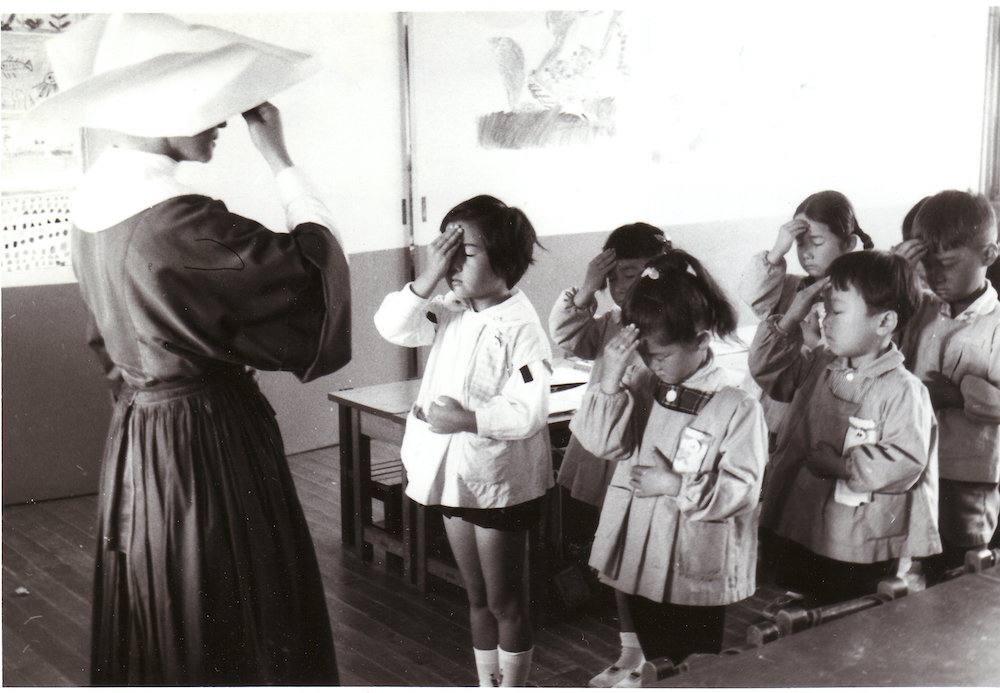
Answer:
(374, 195, 552, 687)
(741, 191, 874, 445)
(571, 249, 768, 673)
(749, 251, 941, 605)
(548, 222, 670, 687)
(896, 191, 1000, 580)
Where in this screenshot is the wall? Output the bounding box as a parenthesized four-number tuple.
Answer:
(2, 7, 993, 503)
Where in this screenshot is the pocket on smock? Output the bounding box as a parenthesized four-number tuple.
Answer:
(456, 433, 508, 484)
(677, 519, 728, 577)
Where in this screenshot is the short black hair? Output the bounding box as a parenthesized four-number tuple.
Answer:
(603, 222, 671, 259)
(826, 250, 921, 331)
(912, 190, 998, 253)
(440, 195, 542, 288)
(901, 196, 930, 242)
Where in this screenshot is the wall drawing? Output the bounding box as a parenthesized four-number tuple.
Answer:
(2, 14, 85, 284)
(480, 11, 628, 149)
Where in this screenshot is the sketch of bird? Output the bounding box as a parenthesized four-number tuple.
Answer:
(33, 72, 57, 99)
(489, 37, 526, 112)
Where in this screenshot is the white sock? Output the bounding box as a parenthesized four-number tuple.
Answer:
(474, 647, 501, 687)
(616, 632, 645, 670)
(498, 647, 533, 687)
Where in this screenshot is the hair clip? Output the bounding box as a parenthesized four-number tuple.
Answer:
(654, 233, 671, 244)
(641, 267, 660, 280)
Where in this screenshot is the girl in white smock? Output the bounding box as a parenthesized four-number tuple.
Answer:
(375, 196, 551, 687)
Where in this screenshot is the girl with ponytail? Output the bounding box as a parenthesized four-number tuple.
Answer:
(571, 249, 767, 675)
(741, 190, 872, 445)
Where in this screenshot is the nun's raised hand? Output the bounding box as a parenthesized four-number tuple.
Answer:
(244, 102, 293, 173)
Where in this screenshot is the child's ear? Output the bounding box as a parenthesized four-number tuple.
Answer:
(696, 330, 712, 348)
(982, 242, 999, 268)
(845, 235, 858, 252)
(877, 310, 899, 336)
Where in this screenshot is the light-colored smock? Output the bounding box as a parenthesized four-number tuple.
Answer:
(375, 284, 553, 508)
(740, 250, 824, 434)
(548, 286, 651, 507)
(899, 283, 1000, 484)
(572, 357, 767, 606)
(750, 316, 942, 563)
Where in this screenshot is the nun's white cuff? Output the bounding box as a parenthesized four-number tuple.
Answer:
(276, 166, 345, 253)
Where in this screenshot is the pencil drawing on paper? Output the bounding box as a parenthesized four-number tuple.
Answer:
(480, 10, 627, 149)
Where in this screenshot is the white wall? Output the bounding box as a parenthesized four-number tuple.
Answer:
(173, 12, 407, 256)
(402, 4, 991, 279)
(642, 3, 988, 226)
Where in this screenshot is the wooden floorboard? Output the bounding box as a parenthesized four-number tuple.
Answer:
(3, 445, 780, 686)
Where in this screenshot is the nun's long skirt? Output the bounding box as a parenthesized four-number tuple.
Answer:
(90, 373, 338, 685)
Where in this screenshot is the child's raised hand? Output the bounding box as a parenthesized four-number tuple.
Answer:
(892, 239, 928, 267)
(600, 324, 639, 394)
(412, 224, 464, 298)
(629, 457, 681, 497)
(801, 306, 823, 350)
(778, 277, 830, 335)
(577, 249, 617, 306)
(767, 219, 810, 265)
(923, 371, 965, 410)
(805, 441, 849, 479)
(425, 396, 477, 434)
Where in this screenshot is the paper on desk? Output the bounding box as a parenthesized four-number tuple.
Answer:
(549, 359, 591, 416)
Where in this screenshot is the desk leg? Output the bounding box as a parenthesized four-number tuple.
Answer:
(352, 411, 373, 561)
(415, 499, 427, 592)
(338, 403, 355, 547)
(401, 467, 414, 584)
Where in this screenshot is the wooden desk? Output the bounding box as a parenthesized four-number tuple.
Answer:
(329, 376, 578, 590)
(658, 565, 1000, 687)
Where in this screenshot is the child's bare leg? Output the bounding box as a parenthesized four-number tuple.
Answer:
(444, 516, 499, 650)
(476, 525, 531, 652)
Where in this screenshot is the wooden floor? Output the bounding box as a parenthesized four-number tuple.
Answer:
(2, 446, 780, 687)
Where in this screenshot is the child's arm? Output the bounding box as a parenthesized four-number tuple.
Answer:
(748, 278, 830, 402)
(570, 325, 643, 460)
(426, 326, 552, 439)
(474, 357, 551, 439)
(373, 283, 439, 347)
(373, 225, 463, 347)
(548, 249, 616, 359)
(820, 378, 936, 494)
(674, 396, 768, 521)
(740, 219, 809, 318)
(958, 338, 1000, 423)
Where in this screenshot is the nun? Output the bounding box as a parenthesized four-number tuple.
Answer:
(20, 13, 349, 685)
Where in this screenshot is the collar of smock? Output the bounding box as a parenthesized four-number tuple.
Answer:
(443, 287, 539, 326)
(673, 349, 743, 392)
(71, 147, 195, 232)
(932, 280, 1000, 321)
(826, 343, 905, 380)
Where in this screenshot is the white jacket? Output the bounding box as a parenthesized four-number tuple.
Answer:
(374, 284, 554, 507)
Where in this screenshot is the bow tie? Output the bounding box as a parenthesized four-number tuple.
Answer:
(654, 381, 714, 415)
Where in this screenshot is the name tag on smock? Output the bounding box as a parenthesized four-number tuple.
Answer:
(673, 427, 713, 474)
(835, 416, 877, 506)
